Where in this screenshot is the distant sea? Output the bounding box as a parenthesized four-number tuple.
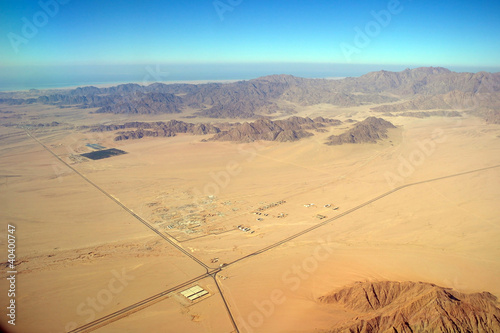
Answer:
(0, 70, 349, 92)
(0, 72, 256, 92)
(1, 63, 497, 92)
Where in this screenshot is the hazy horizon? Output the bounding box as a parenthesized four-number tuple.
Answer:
(1, 62, 500, 92)
(1, 0, 499, 91)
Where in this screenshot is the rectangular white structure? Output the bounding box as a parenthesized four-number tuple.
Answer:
(181, 286, 208, 301)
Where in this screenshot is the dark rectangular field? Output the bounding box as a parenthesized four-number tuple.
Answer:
(81, 148, 127, 160)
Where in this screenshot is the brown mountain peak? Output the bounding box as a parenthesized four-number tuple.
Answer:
(319, 281, 500, 333)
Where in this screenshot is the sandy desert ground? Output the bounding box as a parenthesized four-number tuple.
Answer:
(0, 101, 499, 332)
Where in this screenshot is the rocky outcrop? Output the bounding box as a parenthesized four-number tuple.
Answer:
(196, 100, 280, 118)
(325, 117, 395, 145)
(114, 128, 176, 141)
(95, 92, 183, 114)
(370, 90, 500, 113)
(209, 117, 341, 142)
(340, 67, 500, 96)
(209, 120, 311, 142)
(319, 281, 500, 333)
(89, 120, 219, 141)
(92, 117, 342, 142)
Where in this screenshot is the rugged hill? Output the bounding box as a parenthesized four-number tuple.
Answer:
(2, 67, 499, 119)
(338, 67, 500, 96)
(89, 116, 341, 142)
(92, 116, 397, 144)
(318, 281, 500, 333)
(186, 75, 395, 117)
(371, 90, 500, 113)
(95, 92, 183, 114)
(90, 120, 220, 141)
(325, 117, 396, 145)
(209, 116, 341, 142)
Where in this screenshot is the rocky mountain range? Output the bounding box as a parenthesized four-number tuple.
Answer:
(325, 117, 396, 145)
(90, 120, 220, 141)
(208, 116, 342, 142)
(90, 116, 341, 142)
(89, 116, 397, 145)
(2, 67, 498, 121)
(319, 281, 500, 333)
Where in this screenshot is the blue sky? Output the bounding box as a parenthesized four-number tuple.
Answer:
(0, 0, 499, 89)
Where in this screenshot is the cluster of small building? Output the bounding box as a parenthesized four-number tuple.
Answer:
(255, 200, 286, 212)
(165, 219, 202, 234)
(237, 225, 255, 234)
(159, 209, 207, 234)
(304, 203, 339, 210)
(254, 212, 268, 216)
(253, 211, 269, 221)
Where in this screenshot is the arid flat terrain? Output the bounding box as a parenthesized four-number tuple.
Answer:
(1, 69, 499, 332)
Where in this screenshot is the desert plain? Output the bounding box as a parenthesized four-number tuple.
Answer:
(0, 78, 499, 333)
